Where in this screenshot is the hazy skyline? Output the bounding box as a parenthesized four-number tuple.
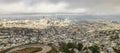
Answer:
(0, 0, 120, 15)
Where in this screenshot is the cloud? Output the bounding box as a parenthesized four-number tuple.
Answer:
(0, 1, 87, 14)
(0, 0, 120, 14)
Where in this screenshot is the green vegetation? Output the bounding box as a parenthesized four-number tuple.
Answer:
(0, 24, 3, 27)
(59, 42, 101, 53)
(59, 42, 120, 53)
(77, 43, 83, 51)
(88, 45, 100, 53)
(112, 47, 120, 53)
(67, 42, 76, 48)
(59, 42, 69, 53)
(59, 42, 77, 53)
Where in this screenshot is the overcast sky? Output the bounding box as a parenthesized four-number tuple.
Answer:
(0, 0, 120, 15)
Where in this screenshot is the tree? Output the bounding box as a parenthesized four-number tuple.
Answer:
(77, 43, 83, 51)
(112, 47, 120, 53)
(59, 42, 76, 53)
(59, 42, 68, 52)
(88, 45, 100, 53)
(67, 42, 76, 48)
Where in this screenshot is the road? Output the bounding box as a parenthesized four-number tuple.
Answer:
(7, 44, 51, 53)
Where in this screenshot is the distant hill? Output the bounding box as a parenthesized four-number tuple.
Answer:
(0, 14, 120, 22)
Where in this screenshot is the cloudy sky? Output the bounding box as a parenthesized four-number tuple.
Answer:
(0, 0, 120, 15)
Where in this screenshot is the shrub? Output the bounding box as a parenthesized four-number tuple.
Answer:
(77, 43, 83, 51)
(88, 45, 100, 53)
(112, 47, 120, 53)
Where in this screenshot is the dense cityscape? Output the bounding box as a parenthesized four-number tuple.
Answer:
(0, 17, 119, 53)
(0, 0, 120, 53)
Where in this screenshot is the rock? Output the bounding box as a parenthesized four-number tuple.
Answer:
(94, 41, 100, 45)
(107, 47, 115, 53)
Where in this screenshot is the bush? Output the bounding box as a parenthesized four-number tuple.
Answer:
(59, 42, 68, 52)
(88, 45, 100, 53)
(59, 42, 76, 53)
(112, 47, 120, 53)
(77, 43, 83, 51)
(67, 42, 76, 48)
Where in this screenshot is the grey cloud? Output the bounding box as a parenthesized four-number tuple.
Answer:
(0, 0, 20, 4)
(1, 0, 120, 8)
(0, 0, 120, 14)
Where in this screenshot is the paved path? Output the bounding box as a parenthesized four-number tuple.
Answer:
(7, 44, 51, 53)
(35, 46, 51, 53)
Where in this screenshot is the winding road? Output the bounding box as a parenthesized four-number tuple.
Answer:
(7, 44, 51, 53)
